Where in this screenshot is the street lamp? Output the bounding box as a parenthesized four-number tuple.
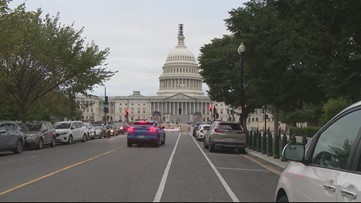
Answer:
(238, 42, 245, 127)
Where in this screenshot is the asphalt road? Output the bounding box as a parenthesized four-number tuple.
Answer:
(0, 131, 281, 202)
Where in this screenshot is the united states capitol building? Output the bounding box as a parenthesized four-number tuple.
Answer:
(76, 25, 275, 130)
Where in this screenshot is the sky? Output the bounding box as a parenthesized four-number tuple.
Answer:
(9, 0, 247, 97)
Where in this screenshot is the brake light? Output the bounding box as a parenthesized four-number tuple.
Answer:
(149, 127, 157, 133)
(127, 127, 134, 133)
(214, 129, 225, 133)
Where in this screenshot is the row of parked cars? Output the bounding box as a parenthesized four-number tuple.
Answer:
(0, 120, 129, 154)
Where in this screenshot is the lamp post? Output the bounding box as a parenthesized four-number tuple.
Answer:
(238, 42, 245, 127)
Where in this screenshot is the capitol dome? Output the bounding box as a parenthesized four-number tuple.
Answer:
(157, 24, 204, 97)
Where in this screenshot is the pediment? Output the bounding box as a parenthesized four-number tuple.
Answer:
(166, 93, 194, 100)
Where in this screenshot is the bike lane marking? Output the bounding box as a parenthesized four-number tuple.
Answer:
(191, 134, 240, 202)
(153, 132, 181, 202)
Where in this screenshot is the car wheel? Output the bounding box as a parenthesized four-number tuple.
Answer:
(37, 138, 44, 149)
(82, 134, 87, 142)
(209, 144, 215, 152)
(203, 140, 208, 149)
(50, 137, 56, 147)
(277, 194, 288, 202)
(68, 135, 73, 144)
(14, 139, 23, 154)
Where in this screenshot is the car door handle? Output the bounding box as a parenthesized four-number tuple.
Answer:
(323, 184, 336, 193)
(340, 189, 357, 200)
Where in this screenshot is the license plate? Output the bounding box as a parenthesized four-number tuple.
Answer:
(138, 135, 145, 139)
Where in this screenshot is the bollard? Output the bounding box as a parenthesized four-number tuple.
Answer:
(262, 130, 267, 154)
(257, 131, 262, 152)
(253, 129, 257, 150)
(302, 134, 308, 145)
(249, 130, 253, 149)
(267, 129, 273, 156)
(291, 134, 297, 144)
(281, 133, 288, 162)
(274, 128, 280, 159)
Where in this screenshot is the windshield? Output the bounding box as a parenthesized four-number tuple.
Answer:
(22, 123, 42, 131)
(54, 123, 71, 129)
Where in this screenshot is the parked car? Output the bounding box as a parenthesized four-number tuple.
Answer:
(54, 121, 87, 144)
(21, 121, 56, 149)
(274, 101, 361, 202)
(192, 122, 201, 137)
(118, 122, 129, 134)
(82, 122, 95, 140)
(203, 121, 246, 153)
(127, 120, 166, 147)
(93, 125, 107, 139)
(0, 121, 24, 154)
(105, 123, 117, 137)
(196, 123, 210, 141)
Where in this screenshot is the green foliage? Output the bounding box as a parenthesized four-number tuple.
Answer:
(290, 126, 321, 138)
(0, 2, 116, 121)
(321, 98, 352, 124)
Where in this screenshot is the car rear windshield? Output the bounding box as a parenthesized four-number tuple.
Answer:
(203, 126, 210, 130)
(133, 122, 153, 128)
(218, 123, 242, 131)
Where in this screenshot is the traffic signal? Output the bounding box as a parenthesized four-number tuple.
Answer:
(104, 106, 109, 113)
(104, 96, 108, 105)
(125, 108, 129, 117)
(209, 104, 213, 112)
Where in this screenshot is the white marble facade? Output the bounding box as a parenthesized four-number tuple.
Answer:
(76, 24, 237, 124)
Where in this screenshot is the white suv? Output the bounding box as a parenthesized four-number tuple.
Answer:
(54, 121, 87, 144)
(274, 101, 361, 202)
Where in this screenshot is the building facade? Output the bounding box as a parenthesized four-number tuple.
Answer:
(76, 24, 235, 124)
(76, 24, 277, 130)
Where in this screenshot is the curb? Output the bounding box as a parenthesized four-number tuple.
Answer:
(245, 149, 288, 171)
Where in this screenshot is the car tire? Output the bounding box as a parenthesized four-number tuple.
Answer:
(37, 138, 44, 150)
(203, 140, 208, 149)
(50, 137, 56, 147)
(68, 135, 73, 144)
(209, 144, 215, 152)
(127, 142, 132, 147)
(14, 139, 23, 154)
(82, 134, 87, 142)
(277, 194, 288, 202)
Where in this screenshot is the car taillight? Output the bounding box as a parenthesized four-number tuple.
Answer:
(127, 127, 134, 133)
(149, 127, 157, 133)
(214, 129, 225, 133)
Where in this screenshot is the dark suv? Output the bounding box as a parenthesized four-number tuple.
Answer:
(203, 121, 246, 153)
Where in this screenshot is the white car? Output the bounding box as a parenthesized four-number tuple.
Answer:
(274, 101, 361, 202)
(82, 122, 95, 140)
(54, 121, 87, 144)
(196, 124, 210, 141)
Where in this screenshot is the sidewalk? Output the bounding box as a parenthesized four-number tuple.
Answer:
(245, 148, 289, 170)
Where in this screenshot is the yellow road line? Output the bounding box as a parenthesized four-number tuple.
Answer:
(242, 154, 282, 176)
(0, 148, 119, 196)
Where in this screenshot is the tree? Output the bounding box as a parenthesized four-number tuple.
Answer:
(0, 3, 116, 122)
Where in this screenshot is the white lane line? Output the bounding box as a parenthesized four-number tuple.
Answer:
(191, 134, 240, 202)
(216, 167, 270, 172)
(153, 132, 181, 202)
